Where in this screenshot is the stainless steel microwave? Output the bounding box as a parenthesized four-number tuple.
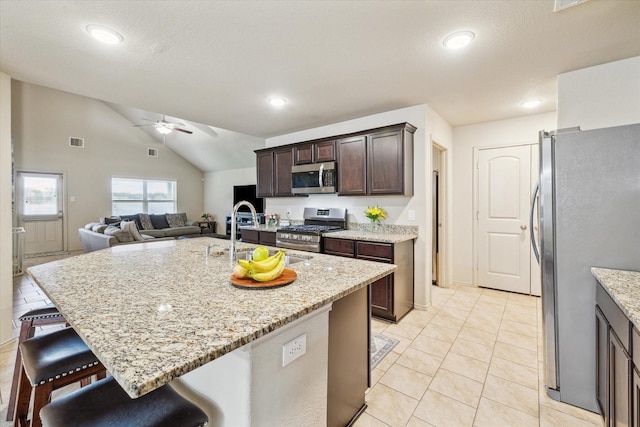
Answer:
(291, 161, 336, 194)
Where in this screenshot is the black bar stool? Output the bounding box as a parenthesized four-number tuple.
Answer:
(6, 304, 68, 422)
(13, 326, 107, 427)
(40, 376, 209, 427)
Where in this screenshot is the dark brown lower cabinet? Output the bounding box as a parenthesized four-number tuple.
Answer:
(240, 229, 276, 246)
(596, 280, 635, 427)
(370, 275, 393, 317)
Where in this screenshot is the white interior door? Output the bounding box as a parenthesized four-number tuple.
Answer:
(476, 145, 532, 294)
(17, 172, 65, 256)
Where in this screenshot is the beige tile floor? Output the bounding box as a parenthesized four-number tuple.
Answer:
(355, 284, 604, 427)
(0, 253, 603, 426)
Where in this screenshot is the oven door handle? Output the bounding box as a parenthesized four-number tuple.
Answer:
(276, 240, 320, 252)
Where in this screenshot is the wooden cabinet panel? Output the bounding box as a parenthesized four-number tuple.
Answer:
(241, 229, 260, 244)
(259, 231, 276, 246)
(596, 306, 609, 422)
(367, 130, 404, 195)
(323, 237, 355, 258)
(356, 241, 392, 261)
(294, 144, 313, 165)
(337, 136, 367, 195)
(633, 368, 640, 427)
(370, 275, 393, 320)
(256, 151, 274, 197)
(274, 148, 293, 196)
(315, 140, 336, 162)
(609, 330, 631, 427)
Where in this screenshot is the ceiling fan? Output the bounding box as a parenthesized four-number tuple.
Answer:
(134, 115, 193, 135)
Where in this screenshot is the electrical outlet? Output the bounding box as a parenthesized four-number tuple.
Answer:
(286, 207, 292, 216)
(282, 333, 306, 367)
(408, 209, 416, 221)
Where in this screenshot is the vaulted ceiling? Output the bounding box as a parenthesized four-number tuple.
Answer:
(1, 1, 639, 171)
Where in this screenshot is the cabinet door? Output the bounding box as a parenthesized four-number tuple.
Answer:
(610, 330, 632, 427)
(259, 231, 276, 246)
(256, 151, 274, 197)
(337, 136, 367, 195)
(596, 306, 609, 422)
(633, 368, 640, 427)
(315, 140, 336, 162)
(294, 144, 313, 165)
(370, 275, 394, 320)
(274, 148, 294, 196)
(367, 130, 404, 195)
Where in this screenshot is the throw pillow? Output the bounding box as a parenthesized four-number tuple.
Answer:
(166, 213, 185, 228)
(85, 222, 99, 230)
(101, 216, 121, 227)
(139, 213, 154, 230)
(121, 214, 143, 230)
(104, 225, 133, 243)
(121, 220, 145, 241)
(178, 212, 188, 224)
(92, 224, 108, 233)
(150, 214, 170, 229)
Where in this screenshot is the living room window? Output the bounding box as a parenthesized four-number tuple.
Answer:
(112, 178, 176, 215)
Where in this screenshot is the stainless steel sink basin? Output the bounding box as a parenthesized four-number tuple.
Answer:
(237, 250, 310, 266)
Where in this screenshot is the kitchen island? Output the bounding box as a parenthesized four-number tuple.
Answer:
(27, 237, 396, 426)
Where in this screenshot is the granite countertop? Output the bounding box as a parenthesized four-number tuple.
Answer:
(592, 267, 640, 329)
(324, 229, 418, 244)
(27, 237, 395, 399)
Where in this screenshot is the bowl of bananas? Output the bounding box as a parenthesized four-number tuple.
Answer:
(230, 247, 298, 289)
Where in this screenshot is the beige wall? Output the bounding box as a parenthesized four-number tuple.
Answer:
(11, 81, 204, 251)
(204, 167, 257, 234)
(451, 112, 557, 286)
(558, 56, 640, 130)
(0, 72, 12, 344)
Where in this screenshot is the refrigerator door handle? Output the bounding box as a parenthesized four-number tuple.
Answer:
(530, 182, 540, 263)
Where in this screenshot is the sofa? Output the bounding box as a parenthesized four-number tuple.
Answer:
(79, 213, 202, 252)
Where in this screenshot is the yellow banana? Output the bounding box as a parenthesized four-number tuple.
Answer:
(238, 259, 251, 270)
(249, 251, 284, 273)
(253, 250, 283, 263)
(250, 258, 286, 282)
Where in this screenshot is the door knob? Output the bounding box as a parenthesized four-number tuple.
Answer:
(520, 224, 527, 230)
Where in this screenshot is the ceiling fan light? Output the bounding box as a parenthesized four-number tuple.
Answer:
(156, 126, 172, 135)
(443, 31, 475, 49)
(86, 25, 124, 44)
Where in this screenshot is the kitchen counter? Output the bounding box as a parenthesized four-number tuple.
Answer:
(27, 237, 396, 400)
(324, 229, 417, 244)
(592, 267, 640, 330)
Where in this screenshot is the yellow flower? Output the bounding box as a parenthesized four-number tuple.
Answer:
(364, 206, 387, 222)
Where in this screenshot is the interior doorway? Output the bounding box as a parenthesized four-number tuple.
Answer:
(15, 171, 66, 256)
(432, 144, 446, 287)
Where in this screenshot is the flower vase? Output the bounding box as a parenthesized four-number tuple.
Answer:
(370, 221, 380, 233)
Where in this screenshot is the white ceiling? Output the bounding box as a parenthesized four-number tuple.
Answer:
(1, 1, 640, 170)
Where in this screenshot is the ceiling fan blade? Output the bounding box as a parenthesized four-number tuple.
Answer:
(133, 124, 155, 127)
(140, 118, 158, 123)
(173, 127, 193, 134)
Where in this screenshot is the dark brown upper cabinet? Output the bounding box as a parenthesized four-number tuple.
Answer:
(337, 123, 415, 196)
(294, 140, 336, 165)
(256, 147, 295, 197)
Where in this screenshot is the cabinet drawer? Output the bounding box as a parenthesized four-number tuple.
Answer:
(597, 282, 630, 350)
(356, 241, 392, 261)
(323, 238, 355, 257)
(241, 229, 259, 244)
(259, 231, 276, 246)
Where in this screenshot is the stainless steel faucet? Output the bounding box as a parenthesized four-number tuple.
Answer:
(229, 200, 258, 267)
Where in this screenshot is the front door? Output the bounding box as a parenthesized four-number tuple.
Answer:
(16, 172, 65, 256)
(476, 145, 532, 294)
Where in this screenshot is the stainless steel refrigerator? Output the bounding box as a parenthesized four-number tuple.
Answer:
(531, 123, 640, 412)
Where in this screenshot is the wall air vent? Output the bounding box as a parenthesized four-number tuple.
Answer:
(148, 148, 159, 157)
(69, 137, 84, 148)
(554, 0, 590, 12)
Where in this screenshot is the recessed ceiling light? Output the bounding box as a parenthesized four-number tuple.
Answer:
(86, 25, 124, 44)
(267, 97, 288, 107)
(521, 99, 542, 109)
(443, 31, 475, 49)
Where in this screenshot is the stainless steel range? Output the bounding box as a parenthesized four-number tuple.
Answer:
(276, 207, 346, 253)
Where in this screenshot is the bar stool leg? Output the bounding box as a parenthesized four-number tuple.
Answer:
(12, 364, 31, 427)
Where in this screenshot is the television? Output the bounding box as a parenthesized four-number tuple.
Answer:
(233, 184, 264, 213)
